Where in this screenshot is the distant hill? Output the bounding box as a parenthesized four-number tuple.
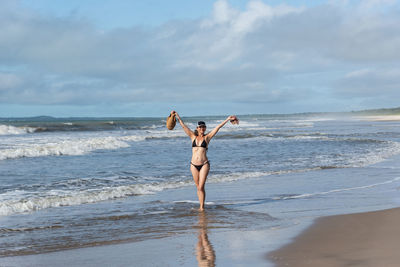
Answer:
(349, 107, 400, 115)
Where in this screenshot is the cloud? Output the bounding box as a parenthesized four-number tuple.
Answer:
(334, 68, 400, 97)
(0, 73, 22, 90)
(0, 0, 399, 114)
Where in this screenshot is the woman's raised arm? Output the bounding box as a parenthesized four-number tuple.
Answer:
(173, 111, 195, 139)
(206, 115, 236, 142)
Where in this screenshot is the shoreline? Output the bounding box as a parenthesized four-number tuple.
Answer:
(356, 115, 400, 121)
(2, 152, 400, 266)
(268, 207, 400, 267)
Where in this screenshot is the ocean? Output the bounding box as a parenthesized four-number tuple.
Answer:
(1, 114, 400, 260)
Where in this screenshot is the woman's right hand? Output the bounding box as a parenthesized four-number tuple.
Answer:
(171, 110, 180, 120)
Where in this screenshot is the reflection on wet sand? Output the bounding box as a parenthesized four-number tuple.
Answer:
(196, 211, 216, 267)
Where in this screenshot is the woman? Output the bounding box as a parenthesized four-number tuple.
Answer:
(172, 111, 237, 211)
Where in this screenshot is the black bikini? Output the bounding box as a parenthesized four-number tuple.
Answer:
(191, 161, 209, 171)
(192, 138, 208, 149)
(191, 138, 209, 171)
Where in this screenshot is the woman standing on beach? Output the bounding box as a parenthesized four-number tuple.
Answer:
(172, 111, 238, 211)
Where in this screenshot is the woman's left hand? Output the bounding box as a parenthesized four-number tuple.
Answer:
(228, 115, 239, 124)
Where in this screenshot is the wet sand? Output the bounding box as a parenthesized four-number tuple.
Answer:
(269, 207, 400, 267)
(0, 211, 279, 267)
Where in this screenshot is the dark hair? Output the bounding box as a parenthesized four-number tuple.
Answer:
(194, 121, 206, 136)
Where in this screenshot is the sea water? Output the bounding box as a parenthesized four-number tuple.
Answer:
(1, 114, 400, 257)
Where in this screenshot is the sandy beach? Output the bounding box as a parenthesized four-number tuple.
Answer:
(356, 115, 400, 121)
(269, 207, 400, 267)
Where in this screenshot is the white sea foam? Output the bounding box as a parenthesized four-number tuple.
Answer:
(0, 118, 312, 161)
(3, 171, 398, 216)
(173, 200, 215, 205)
(344, 140, 400, 167)
(0, 180, 191, 216)
(209, 168, 320, 184)
(0, 125, 36, 135)
(120, 135, 147, 142)
(2, 163, 393, 216)
(139, 129, 186, 139)
(286, 134, 331, 140)
(300, 117, 336, 122)
(0, 129, 183, 160)
(210, 171, 269, 183)
(0, 136, 131, 160)
(0, 169, 315, 216)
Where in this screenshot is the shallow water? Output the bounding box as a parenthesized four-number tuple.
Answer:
(1, 114, 400, 257)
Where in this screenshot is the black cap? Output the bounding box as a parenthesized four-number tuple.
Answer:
(197, 121, 206, 127)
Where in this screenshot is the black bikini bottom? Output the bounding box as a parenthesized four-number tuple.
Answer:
(190, 161, 209, 172)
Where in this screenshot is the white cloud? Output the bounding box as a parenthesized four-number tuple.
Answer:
(344, 69, 373, 78)
(210, 0, 238, 24)
(334, 68, 400, 98)
(0, 0, 399, 114)
(0, 73, 22, 90)
(357, 0, 397, 12)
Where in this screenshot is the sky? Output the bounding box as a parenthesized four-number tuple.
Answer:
(1, 0, 400, 117)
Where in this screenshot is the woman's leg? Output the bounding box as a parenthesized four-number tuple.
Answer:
(197, 163, 210, 210)
(191, 165, 201, 206)
(191, 165, 200, 187)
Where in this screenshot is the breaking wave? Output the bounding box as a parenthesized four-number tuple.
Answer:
(0, 125, 37, 135)
(0, 136, 143, 160)
(1, 156, 400, 216)
(0, 168, 319, 216)
(0, 181, 190, 216)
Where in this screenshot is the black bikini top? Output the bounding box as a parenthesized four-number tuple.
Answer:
(192, 138, 208, 149)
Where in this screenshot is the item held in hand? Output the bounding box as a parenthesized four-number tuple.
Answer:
(166, 113, 176, 130)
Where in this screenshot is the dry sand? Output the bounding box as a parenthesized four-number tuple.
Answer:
(268, 207, 400, 267)
(356, 115, 400, 121)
